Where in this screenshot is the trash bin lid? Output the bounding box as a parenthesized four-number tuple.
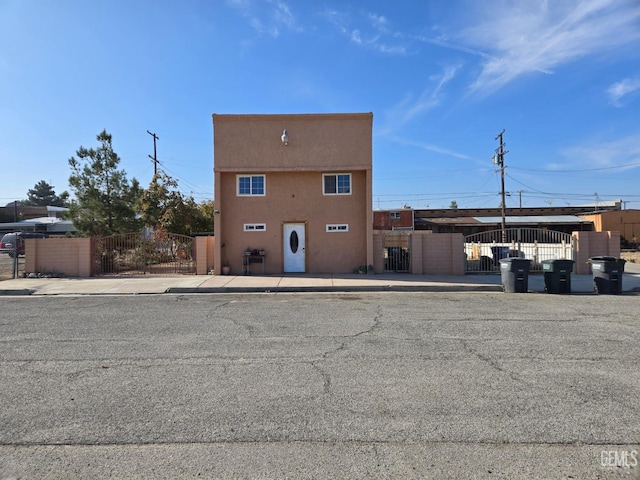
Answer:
(589, 256, 618, 262)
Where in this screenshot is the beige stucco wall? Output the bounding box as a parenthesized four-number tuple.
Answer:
(213, 113, 372, 171)
(213, 113, 373, 274)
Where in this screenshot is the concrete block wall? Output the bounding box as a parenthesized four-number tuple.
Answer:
(195, 236, 215, 275)
(372, 231, 465, 275)
(372, 232, 384, 273)
(25, 238, 93, 277)
(420, 232, 465, 275)
(572, 231, 621, 274)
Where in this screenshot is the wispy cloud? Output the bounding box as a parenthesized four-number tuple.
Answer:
(386, 64, 461, 125)
(607, 76, 640, 106)
(556, 131, 640, 170)
(320, 8, 408, 55)
(228, 0, 299, 38)
(386, 135, 476, 162)
(458, 0, 640, 95)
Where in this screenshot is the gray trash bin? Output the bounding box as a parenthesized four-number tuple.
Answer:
(589, 256, 625, 294)
(500, 258, 532, 293)
(542, 259, 574, 294)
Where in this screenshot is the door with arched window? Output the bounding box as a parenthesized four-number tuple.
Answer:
(283, 223, 306, 272)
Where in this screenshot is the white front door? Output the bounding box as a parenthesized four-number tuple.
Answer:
(283, 223, 306, 273)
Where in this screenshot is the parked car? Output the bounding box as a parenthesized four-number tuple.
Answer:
(0, 232, 47, 257)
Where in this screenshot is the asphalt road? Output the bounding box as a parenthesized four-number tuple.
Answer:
(1, 293, 638, 479)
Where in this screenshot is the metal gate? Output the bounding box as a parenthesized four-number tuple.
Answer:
(464, 228, 574, 273)
(383, 232, 411, 272)
(95, 231, 195, 275)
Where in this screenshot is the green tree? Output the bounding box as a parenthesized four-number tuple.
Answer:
(138, 171, 215, 236)
(449, 200, 458, 209)
(25, 180, 69, 206)
(195, 199, 216, 234)
(67, 130, 141, 236)
(163, 197, 215, 236)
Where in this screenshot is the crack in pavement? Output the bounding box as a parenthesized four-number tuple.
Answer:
(460, 340, 533, 386)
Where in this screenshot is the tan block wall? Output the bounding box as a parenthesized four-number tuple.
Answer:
(195, 236, 215, 275)
(421, 232, 465, 274)
(372, 231, 465, 275)
(572, 231, 621, 274)
(25, 238, 93, 277)
(372, 231, 384, 273)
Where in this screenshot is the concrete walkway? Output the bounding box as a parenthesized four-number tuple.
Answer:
(1, 264, 639, 295)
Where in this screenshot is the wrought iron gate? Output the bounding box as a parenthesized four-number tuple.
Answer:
(95, 231, 195, 275)
(383, 232, 411, 272)
(464, 228, 574, 273)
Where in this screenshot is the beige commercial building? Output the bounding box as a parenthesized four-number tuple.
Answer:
(212, 113, 373, 275)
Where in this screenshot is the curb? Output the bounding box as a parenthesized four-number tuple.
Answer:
(0, 289, 33, 296)
(167, 285, 505, 294)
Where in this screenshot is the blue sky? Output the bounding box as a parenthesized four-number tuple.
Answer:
(1, 0, 639, 210)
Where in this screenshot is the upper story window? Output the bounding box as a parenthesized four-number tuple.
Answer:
(323, 173, 351, 195)
(237, 174, 265, 196)
(390, 211, 401, 220)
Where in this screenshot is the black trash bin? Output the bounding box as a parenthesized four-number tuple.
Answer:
(589, 256, 626, 294)
(499, 258, 532, 293)
(542, 259, 574, 294)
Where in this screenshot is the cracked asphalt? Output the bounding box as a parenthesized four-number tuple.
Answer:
(0, 292, 639, 479)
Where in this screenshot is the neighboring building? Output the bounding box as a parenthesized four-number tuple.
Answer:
(373, 208, 414, 230)
(579, 209, 640, 248)
(213, 113, 373, 274)
(0, 205, 69, 223)
(410, 206, 610, 236)
(0, 206, 75, 236)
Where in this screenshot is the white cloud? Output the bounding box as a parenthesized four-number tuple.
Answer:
(386, 63, 462, 126)
(228, 0, 299, 38)
(387, 136, 476, 162)
(558, 132, 640, 170)
(320, 8, 407, 55)
(607, 76, 640, 106)
(368, 13, 389, 32)
(459, 0, 640, 95)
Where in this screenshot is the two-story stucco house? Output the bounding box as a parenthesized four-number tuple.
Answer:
(212, 113, 373, 275)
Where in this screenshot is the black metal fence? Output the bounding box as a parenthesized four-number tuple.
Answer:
(383, 233, 411, 272)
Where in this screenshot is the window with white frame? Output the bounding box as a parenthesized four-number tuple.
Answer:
(237, 174, 265, 196)
(323, 173, 351, 195)
(244, 223, 266, 232)
(390, 211, 401, 220)
(326, 224, 349, 232)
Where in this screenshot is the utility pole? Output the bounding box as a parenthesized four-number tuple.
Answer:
(517, 190, 524, 209)
(147, 130, 159, 177)
(493, 130, 509, 242)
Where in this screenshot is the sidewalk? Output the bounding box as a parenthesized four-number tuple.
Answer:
(1, 267, 639, 295)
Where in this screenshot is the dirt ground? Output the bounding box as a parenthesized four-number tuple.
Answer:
(621, 250, 640, 264)
(0, 255, 24, 281)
